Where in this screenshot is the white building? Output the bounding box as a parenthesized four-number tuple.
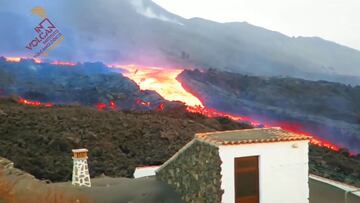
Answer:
(156, 128, 310, 203)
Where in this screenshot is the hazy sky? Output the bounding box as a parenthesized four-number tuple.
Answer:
(153, 0, 360, 50)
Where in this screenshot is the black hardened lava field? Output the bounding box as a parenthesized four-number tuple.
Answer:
(0, 97, 359, 187)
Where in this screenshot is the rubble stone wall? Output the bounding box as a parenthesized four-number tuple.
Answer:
(156, 139, 223, 203)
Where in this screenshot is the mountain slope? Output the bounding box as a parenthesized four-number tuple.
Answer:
(1, 0, 360, 83)
(178, 69, 360, 153)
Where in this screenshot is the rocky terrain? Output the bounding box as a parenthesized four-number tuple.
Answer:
(0, 97, 359, 187)
(0, 96, 251, 182)
(178, 69, 360, 153)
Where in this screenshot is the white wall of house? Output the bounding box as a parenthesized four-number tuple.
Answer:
(218, 140, 309, 203)
(134, 166, 160, 178)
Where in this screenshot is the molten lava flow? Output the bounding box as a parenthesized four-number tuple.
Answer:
(186, 106, 263, 126)
(309, 138, 339, 151)
(267, 120, 340, 151)
(188, 106, 340, 151)
(119, 64, 341, 152)
(114, 65, 203, 107)
(2, 57, 342, 152)
(18, 97, 53, 108)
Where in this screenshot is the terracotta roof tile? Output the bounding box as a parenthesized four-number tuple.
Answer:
(195, 127, 310, 146)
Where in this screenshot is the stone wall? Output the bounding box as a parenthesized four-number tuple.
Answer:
(156, 139, 223, 203)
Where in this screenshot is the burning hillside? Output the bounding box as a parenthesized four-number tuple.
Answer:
(178, 69, 360, 154)
(117, 64, 343, 153)
(1, 56, 348, 153)
(0, 56, 354, 153)
(0, 56, 359, 186)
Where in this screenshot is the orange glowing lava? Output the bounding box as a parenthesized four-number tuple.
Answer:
(136, 99, 151, 107)
(115, 64, 203, 107)
(96, 100, 117, 111)
(18, 97, 53, 108)
(188, 104, 340, 151)
(119, 64, 341, 152)
(2, 57, 344, 152)
(4, 56, 41, 63)
(96, 103, 107, 111)
(187, 105, 262, 125)
(50, 61, 77, 66)
(4, 57, 21, 62)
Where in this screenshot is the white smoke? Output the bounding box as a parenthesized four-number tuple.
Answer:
(130, 0, 183, 25)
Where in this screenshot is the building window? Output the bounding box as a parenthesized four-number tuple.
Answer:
(234, 156, 259, 203)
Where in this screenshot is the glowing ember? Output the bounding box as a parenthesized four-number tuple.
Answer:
(96, 103, 107, 111)
(33, 58, 42, 64)
(3, 56, 75, 66)
(114, 65, 203, 107)
(109, 100, 117, 110)
(50, 61, 77, 66)
(4, 57, 22, 63)
(4, 56, 41, 63)
(136, 99, 151, 107)
(18, 97, 53, 108)
(156, 103, 165, 111)
(96, 100, 117, 111)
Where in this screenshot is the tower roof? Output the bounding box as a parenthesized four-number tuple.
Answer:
(72, 148, 88, 153)
(195, 127, 310, 146)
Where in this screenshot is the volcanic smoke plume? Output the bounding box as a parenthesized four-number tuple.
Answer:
(3, 0, 360, 86)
